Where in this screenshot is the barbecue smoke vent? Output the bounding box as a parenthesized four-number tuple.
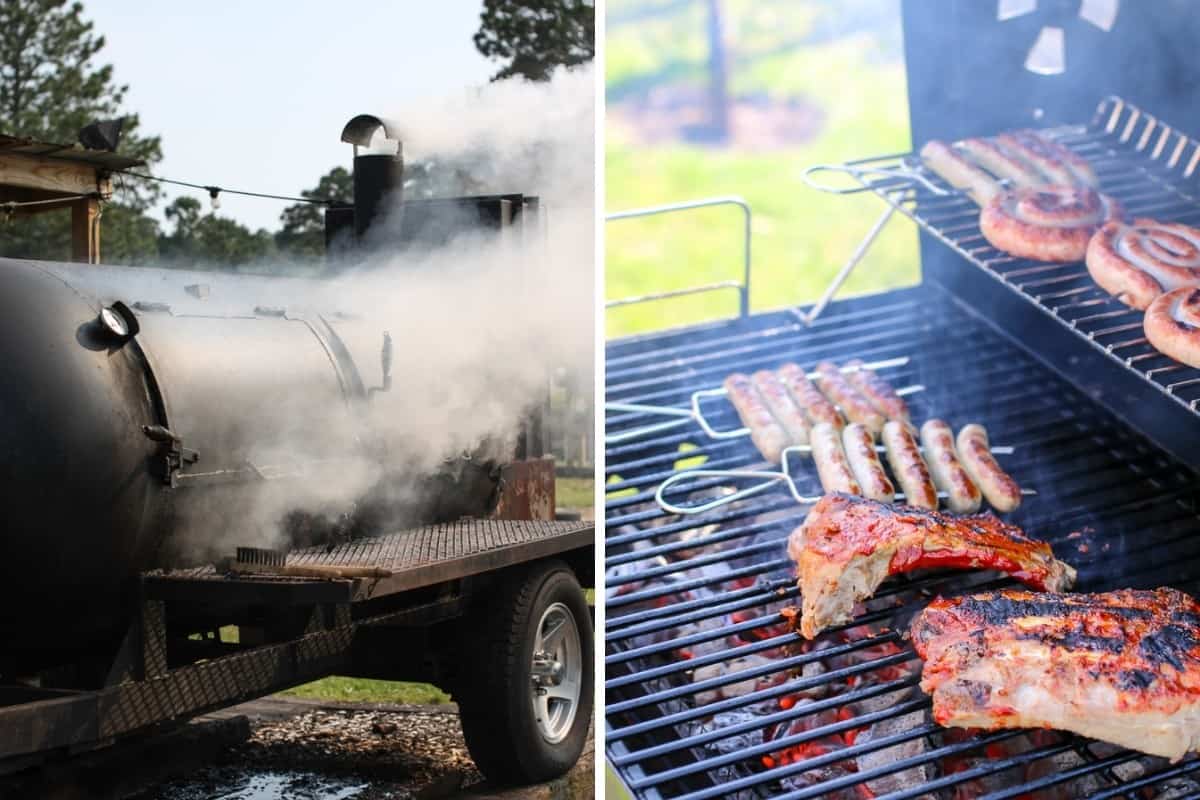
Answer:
(337, 114, 404, 240)
(998, 0, 1120, 75)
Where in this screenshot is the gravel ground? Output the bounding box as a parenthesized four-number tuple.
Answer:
(147, 706, 483, 800)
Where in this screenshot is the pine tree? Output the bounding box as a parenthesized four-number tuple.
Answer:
(158, 196, 275, 270)
(474, 0, 595, 82)
(275, 166, 353, 260)
(0, 0, 162, 262)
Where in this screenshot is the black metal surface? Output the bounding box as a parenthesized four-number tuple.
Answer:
(604, 286, 1200, 799)
(0, 598, 359, 766)
(147, 518, 594, 603)
(0, 257, 504, 673)
(393, 194, 538, 250)
(353, 152, 404, 237)
(0, 260, 163, 669)
(901, 0, 1200, 142)
(839, 97, 1200, 473)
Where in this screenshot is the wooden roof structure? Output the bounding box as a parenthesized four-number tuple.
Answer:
(0, 133, 145, 263)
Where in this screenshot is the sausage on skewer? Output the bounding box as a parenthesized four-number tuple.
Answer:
(920, 419, 982, 513)
(811, 422, 862, 496)
(814, 361, 886, 436)
(842, 423, 895, 503)
(724, 373, 790, 463)
(778, 363, 844, 431)
(882, 420, 938, 510)
(844, 359, 911, 421)
(752, 369, 809, 446)
(956, 423, 1022, 512)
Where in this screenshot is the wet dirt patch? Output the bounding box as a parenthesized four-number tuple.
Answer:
(146, 708, 480, 800)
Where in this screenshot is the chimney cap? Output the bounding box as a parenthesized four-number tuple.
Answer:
(341, 114, 391, 147)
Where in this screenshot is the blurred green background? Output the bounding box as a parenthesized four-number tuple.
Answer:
(606, 0, 922, 338)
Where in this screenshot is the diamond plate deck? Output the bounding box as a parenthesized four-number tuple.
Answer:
(144, 519, 593, 605)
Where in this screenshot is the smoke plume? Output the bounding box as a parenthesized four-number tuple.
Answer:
(180, 64, 597, 558)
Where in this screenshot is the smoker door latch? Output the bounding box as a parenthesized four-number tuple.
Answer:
(367, 331, 394, 400)
(142, 424, 199, 487)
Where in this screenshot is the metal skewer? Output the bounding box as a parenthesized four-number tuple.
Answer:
(692, 381, 926, 439)
(606, 356, 916, 444)
(801, 160, 953, 197)
(654, 445, 1035, 516)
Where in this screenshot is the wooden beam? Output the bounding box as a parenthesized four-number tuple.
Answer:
(0, 153, 109, 197)
(71, 198, 100, 263)
(0, 187, 81, 216)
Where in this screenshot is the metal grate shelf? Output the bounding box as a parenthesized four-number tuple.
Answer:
(829, 96, 1200, 414)
(604, 285, 1200, 799)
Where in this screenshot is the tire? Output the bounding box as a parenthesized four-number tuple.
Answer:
(457, 560, 594, 785)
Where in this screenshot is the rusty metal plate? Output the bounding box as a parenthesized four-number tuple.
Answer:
(493, 458, 556, 520)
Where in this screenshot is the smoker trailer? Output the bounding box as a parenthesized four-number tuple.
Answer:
(605, 3, 1200, 798)
(0, 117, 593, 789)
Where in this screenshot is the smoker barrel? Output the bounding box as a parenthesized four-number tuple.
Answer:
(0, 257, 499, 673)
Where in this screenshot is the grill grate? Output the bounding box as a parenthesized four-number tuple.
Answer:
(824, 96, 1200, 414)
(604, 287, 1200, 799)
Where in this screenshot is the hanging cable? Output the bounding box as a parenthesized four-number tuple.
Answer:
(0, 192, 103, 224)
(116, 170, 331, 206)
(0, 192, 101, 210)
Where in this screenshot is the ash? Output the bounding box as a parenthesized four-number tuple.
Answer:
(146, 708, 481, 800)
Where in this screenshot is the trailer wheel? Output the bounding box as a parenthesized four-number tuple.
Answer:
(458, 560, 593, 785)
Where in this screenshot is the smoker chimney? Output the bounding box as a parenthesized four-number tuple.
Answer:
(339, 114, 404, 238)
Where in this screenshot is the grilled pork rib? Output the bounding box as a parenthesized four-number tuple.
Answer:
(789, 494, 1075, 639)
(911, 588, 1200, 761)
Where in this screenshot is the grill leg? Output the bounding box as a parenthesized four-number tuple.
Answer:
(801, 204, 897, 326)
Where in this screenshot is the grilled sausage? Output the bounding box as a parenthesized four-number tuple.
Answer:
(811, 422, 861, 496)
(777, 363, 843, 430)
(920, 139, 1001, 206)
(751, 369, 809, 446)
(842, 423, 895, 503)
(957, 137, 1044, 187)
(920, 419, 982, 513)
(882, 420, 938, 510)
(844, 359, 911, 421)
(724, 373, 790, 463)
(814, 362, 886, 436)
(956, 424, 1022, 513)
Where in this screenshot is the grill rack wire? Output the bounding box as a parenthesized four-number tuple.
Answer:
(804, 95, 1200, 413)
(606, 291, 1200, 799)
(605, 98, 1200, 798)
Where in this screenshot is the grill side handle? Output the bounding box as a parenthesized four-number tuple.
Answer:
(606, 196, 752, 319)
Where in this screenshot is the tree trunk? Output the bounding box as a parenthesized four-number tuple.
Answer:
(705, 0, 730, 143)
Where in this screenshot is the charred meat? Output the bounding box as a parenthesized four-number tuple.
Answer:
(789, 494, 1075, 638)
(911, 587, 1200, 761)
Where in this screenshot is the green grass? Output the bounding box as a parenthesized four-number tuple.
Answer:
(606, 1, 920, 338)
(281, 676, 450, 705)
(557, 476, 595, 509)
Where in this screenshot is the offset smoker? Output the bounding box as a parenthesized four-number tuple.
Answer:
(605, 4, 1200, 798)
(0, 117, 592, 787)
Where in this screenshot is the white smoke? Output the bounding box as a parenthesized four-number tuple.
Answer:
(339, 63, 595, 473)
(71, 65, 598, 562)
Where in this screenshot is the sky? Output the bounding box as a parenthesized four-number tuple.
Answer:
(86, 1, 496, 231)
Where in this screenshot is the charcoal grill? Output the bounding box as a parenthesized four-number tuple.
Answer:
(605, 6, 1200, 794)
(606, 283, 1200, 798)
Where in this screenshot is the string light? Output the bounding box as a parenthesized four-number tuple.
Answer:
(116, 170, 331, 206)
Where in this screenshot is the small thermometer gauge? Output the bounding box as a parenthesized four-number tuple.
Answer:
(97, 301, 140, 341)
(99, 306, 128, 337)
